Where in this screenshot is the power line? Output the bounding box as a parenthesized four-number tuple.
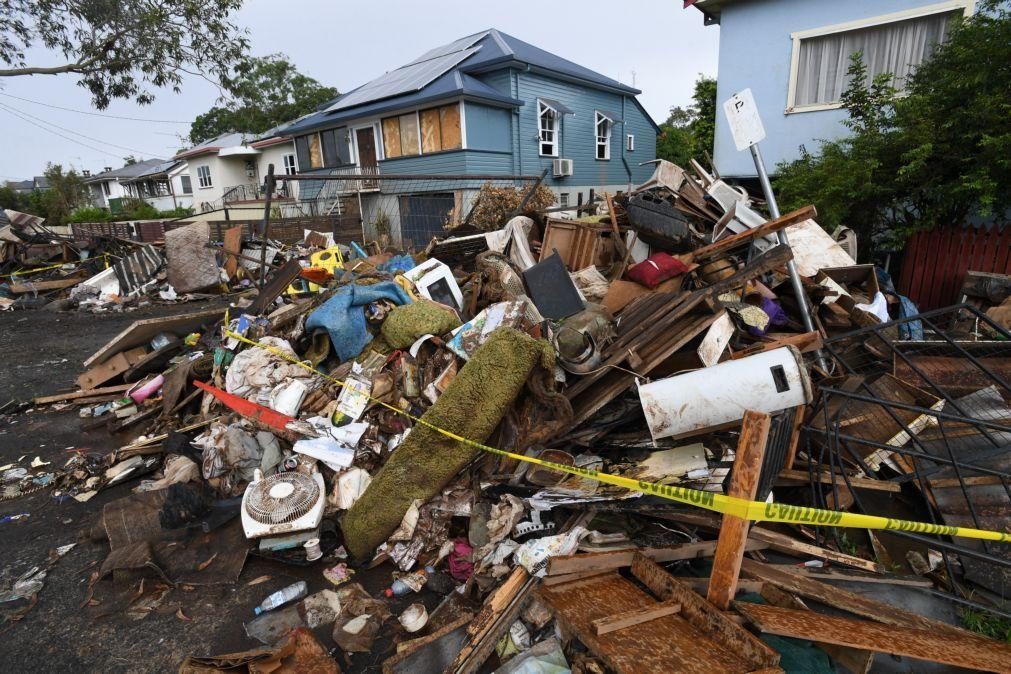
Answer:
(0, 92, 191, 124)
(0, 104, 131, 159)
(0, 101, 163, 157)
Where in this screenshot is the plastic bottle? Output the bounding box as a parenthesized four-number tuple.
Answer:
(254, 581, 307, 615)
(384, 568, 430, 597)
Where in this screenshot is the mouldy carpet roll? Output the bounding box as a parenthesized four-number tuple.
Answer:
(341, 327, 555, 561)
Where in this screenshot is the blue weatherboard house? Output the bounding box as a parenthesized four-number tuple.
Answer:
(283, 28, 658, 245)
(686, 0, 973, 179)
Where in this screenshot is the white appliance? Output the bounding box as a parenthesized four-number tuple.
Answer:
(638, 346, 813, 440)
(552, 158, 573, 177)
(241, 470, 326, 539)
(404, 258, 464, 311)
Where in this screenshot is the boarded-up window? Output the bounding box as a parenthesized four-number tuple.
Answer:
(420, 108, 442, 154)
(383, 104, 463, 158)
(439, 104, 462, 150)
(308, 133, 323, 169)
(399, 114, 420, 156)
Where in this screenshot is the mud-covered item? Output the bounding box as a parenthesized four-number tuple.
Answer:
(380, 299, 462, 349)
(165, 221, 220, 293)
(341, 327, 555, 561)
(625, 192, 692, 250)
(305, 281, 412, 363)
(625, 253, 690, 289)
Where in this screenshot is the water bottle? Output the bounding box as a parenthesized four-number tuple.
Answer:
(254, 581, 307, 615)
(384, 568, 429, 597)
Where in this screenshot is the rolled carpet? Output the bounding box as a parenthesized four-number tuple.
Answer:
(341, 327, 555, 561)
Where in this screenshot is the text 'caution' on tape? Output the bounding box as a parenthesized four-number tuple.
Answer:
(224, 329, 1011, 545)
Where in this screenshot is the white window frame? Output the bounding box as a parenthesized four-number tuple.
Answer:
(785, 0, 974, 114)
(559, 192, 570, 208)
(196, 165, 212, 189)
(626, 134, 635, 152)
(537, 100, 559, 158)
(283, 153, 297, 175)
(595, 112, 612, 161)
(102, 181, 111, 196)
(180, 175, 193, 194)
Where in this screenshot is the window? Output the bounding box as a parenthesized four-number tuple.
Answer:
(381, 104, 462, 160)
(538, 101, 558, 157)
(627, 134, 635, 152)
(559, 193, 569, 208)
(789, 5, 964, 110)
(283, 153, 297, 175)
(595, 112, 612, 160)
(102, 182, 111, 196)
(197, 165, 212, 188)
(156, 179, 170, 196)
(308, 133, 323, 168)
(180, 175, 192, 194)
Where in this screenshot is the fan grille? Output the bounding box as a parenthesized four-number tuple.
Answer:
(244, 473, 320, 524)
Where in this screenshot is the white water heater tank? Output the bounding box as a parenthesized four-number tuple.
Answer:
(638, 346, 812, 440)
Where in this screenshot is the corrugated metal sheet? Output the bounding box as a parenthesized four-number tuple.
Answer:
(112, 244, 165, 295)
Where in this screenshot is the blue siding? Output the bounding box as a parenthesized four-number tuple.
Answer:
(513, 71, 655, 187)
(465, 102, 512, 152)
(479, 69, 513, 96)
(377, 150, 513, 193)
(714, 0, 957, 177)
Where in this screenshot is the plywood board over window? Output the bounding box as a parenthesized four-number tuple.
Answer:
(308, 133, 323, 169)
(420, 108, 443, 154)
(399, 114, 420, 156)
(440, 104, 462, 150)
(382, 118, 402, 158)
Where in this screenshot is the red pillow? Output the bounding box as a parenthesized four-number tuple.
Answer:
(625, 253, 690, 289)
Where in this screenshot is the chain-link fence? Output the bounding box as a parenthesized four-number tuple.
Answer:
(274, 171, 545, 250)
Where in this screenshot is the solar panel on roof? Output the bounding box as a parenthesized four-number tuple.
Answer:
(411, 32, 486, 65)
(326, 47, 481, 112)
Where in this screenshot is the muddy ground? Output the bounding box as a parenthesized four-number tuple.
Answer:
(0, 301, 408, 673)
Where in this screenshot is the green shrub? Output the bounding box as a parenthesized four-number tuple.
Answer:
(67, 206, 110, 223)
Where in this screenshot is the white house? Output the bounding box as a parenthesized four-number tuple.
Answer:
(84, 158, 167, 212)
(120, 160, 194, 212)
(173, 131, 297, 218)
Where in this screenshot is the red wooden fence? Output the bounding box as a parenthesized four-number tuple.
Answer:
(898, 225, 1011, 310)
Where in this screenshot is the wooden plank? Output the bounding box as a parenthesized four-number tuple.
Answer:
(76, 347, 147, 390)
(222, 226, 242, 279)
(538, 572, 765, 674)
(83, 307, 223, 369)
(739, 558, 968, 636)
(249, 259, 303, 315)
(708, 411, 771, 610)
(735, 602, 1011, 672)
(631, 553, 781, 670)
(768, 566, 933, 588)
(452, 567, 534, 674)
(759, 583, 874, 674)
(691, 205, 816, 262)
(729, 332, 823, 360)
(9, 276, 84, 293)
(547, 539, 768, 577)
(33, 383, 133, 405)
(775, 468, 902, 492)
(593, 600, 681, 636)
(748, 527, 884, 573)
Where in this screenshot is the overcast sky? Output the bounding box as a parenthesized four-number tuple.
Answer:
(0, 0, 718, 181)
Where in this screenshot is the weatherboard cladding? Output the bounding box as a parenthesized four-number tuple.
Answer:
(464, 102, 512, 153)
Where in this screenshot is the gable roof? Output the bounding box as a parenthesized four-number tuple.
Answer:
(120, 159, 184, 183)
(286, 28, 640, 135)
(84, 158, 166, 183)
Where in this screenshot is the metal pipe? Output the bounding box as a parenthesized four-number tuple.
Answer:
(748, 142, 825, 368)
(258, 164, 276, 290)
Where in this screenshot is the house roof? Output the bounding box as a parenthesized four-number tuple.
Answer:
(684, 0, 739, 24)
(120, 159, 184, 183)
(173, 132, 259, 160)
(285, 28, 640, 135)
(83, 158, 166, 183)
(6, 179, 33, 191)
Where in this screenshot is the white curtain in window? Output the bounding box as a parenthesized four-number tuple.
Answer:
(795, 11, 954, 107)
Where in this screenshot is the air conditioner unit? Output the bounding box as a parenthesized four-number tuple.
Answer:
(553, 158, 573, 177)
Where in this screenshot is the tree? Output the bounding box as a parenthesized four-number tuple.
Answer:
(189, 54, 338, 143)
(775, 0, 1011, 246)
(0, 0, 249, 108)
(32, 164, 90, 225)
(656, 75, 717, 168)
(0, 184, 28, 212)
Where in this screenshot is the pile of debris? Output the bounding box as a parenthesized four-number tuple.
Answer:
(14, 161, 1011, 672)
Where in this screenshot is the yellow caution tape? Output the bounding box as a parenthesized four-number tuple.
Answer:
(224, 329, 1011, 544)
(1, 252, 117, 279)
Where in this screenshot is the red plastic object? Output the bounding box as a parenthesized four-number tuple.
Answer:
(194, 380, 296, 432)
(625, 253, 690, 289)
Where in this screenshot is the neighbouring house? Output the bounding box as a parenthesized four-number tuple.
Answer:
(280, 28, 659, 245)
(685, 0, 973, 178)
(119, 160, 194, 212)
(84, 158, 167, 213)
(172, 130, 296, 219)
(5, 177, 49, 194)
